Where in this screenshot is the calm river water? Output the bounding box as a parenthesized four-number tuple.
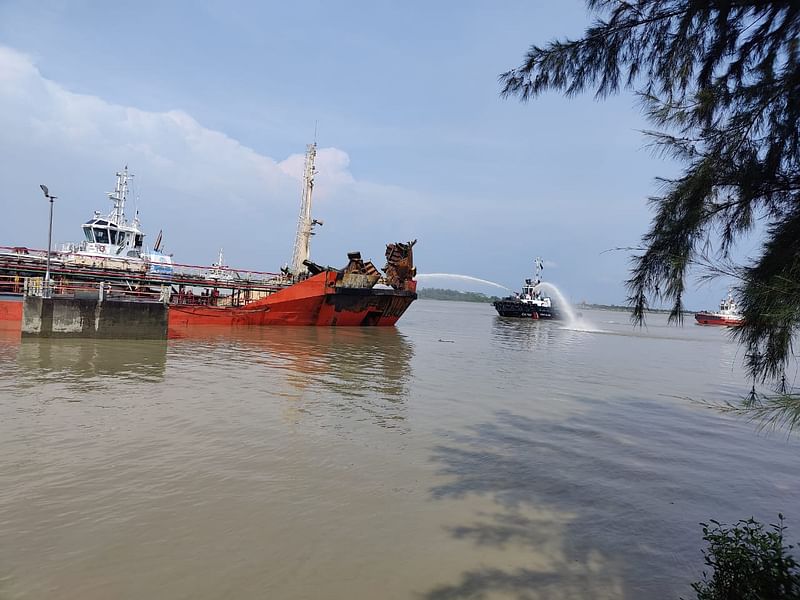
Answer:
(0, 300, 798, 599)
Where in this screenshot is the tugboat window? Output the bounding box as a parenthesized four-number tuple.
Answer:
(95, 229, 109, 244)
(83, 227, 93, 242)
(135, 234, 143, 247)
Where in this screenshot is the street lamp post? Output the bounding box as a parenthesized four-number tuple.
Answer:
(39, 184, 57, 296)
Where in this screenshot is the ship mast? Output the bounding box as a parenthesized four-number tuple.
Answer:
(108, 166, 132, 226)
(289, 143, 321, 276)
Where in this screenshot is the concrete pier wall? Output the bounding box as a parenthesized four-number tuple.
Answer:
(22, 297, 167, 339)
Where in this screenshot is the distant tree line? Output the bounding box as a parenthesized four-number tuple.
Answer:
(576, 301, 690, 315)
(417, 288, 500, 303)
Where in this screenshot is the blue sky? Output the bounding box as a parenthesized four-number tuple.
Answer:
(0, 1, 751, 308)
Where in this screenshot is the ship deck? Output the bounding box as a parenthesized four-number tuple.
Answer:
(0, 246, 289, 296)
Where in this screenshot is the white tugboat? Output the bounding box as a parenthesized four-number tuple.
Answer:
(59, 166, 173, 275)
(209, 248, 235, 281)
(493, 258, 561, 319)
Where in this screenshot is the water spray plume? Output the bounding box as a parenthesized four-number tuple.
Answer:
(534, 282, 578, 325)
(416, 273, 511, 292)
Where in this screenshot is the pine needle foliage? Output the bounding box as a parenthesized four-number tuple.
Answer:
(500, 1, 800, 385)
(688, 516, 800, 599)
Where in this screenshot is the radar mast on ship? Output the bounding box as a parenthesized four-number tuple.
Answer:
(108, 166, 133, 228)
(289, 143, 323, 276)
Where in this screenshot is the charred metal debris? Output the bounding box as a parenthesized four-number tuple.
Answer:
(302, 240, 417, 290)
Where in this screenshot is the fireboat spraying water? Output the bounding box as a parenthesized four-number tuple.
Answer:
(493, 258, 568, 321)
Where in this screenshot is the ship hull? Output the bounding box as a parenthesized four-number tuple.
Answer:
(168, 272, 416, 331)
(492, 299, 560, 320)
(694, 312, 743, 326)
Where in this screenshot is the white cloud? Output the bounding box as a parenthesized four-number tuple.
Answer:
(0, 46, 423, 268)
(0, 46, 299, 201)
(278, 146, 356, 197)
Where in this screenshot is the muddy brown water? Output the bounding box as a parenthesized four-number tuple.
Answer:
(0, 300, 797, 599)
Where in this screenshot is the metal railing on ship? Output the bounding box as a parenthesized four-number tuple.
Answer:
(0, 274, 24, 295)
(0, 246, 292, 293)
(2, 274, 273, 309)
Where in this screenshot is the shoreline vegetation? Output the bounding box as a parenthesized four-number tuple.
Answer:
(417, 288, 501, 303)
(575, 302, 693, 315)
(417, 287, 692, 314)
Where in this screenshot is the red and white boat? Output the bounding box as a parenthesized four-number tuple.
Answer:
(694, 291, 744, 326)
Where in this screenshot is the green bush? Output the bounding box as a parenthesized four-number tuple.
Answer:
(689, 515, 800, 599)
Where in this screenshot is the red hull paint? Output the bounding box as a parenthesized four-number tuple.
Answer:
(694, 312, 743, 326)
(0, 297, 22, 330)
(167, 271, 415, 334)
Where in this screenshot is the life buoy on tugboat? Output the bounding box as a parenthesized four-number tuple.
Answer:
(98, 244, 106, 252)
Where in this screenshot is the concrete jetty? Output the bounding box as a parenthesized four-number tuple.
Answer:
(21, 280, 168, 339)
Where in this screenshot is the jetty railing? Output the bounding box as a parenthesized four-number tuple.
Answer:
(20, 277, 170, 304)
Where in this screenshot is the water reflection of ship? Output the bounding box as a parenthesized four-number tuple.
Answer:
(491, 314, 560, 351)
(16, 338, 167, 382)
(172, 326, 415, 429)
